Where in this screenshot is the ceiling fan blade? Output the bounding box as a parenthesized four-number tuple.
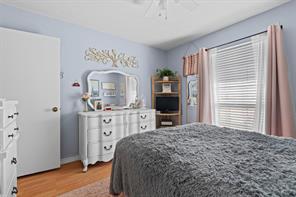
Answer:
(145, 0, 161, 17)
(179, 0, 199, 12)
(132, 0, 144, 4)
(130, 0, 146, 4)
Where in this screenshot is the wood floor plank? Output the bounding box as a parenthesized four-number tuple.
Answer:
(18, 161, 112, 197)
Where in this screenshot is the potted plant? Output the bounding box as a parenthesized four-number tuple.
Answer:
(156, 67, 177, 81)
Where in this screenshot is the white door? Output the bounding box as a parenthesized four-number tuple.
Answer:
(0, 27, 60, 176)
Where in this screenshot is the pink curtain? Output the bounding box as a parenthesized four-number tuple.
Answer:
(183, 53, 198, 76)
(197, 48, 212, 124)
(266, 24, 296, 137)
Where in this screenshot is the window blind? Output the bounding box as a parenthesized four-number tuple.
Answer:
(210, 36, 267, 132)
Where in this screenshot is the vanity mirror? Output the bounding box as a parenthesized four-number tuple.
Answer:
(87, 70, 139, 110)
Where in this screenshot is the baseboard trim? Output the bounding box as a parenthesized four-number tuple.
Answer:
(61, 155, 80, 165)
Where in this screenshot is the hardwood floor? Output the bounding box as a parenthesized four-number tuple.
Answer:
(17, 161, 113, 197)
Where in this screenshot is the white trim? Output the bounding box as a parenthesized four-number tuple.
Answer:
(61, 155, 80, 165)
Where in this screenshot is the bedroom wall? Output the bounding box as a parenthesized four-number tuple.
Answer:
(0, 4, 167, 160)
(167, 0, 296, 124)
(1, 0, 296, 160)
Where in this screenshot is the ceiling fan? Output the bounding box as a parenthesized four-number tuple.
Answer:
(132, 0, 199, 20)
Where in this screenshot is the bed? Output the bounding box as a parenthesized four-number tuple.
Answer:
(109, 123, 296, 197)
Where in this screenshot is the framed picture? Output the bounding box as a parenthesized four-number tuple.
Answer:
(94, 100, 104, 111)
(102, 82, 116, 90)
(162, 83, 172, 93)
(188, 80, 197, 97)
(90, 80, 100, 97)
(188, 79, 198, 106)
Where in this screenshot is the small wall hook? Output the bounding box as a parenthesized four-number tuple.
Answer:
(72, 80, 80, 87)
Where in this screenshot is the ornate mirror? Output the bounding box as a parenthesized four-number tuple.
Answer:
(87, 70, 139, 110)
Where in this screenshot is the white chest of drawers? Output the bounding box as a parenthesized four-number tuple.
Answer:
(0, 99, 19, 197)
(78, 109, 156, 172)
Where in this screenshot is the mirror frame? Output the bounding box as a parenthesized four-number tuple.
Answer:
(86, 70, 140, 110)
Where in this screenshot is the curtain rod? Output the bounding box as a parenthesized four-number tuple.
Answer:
(206, 25, 283, 51)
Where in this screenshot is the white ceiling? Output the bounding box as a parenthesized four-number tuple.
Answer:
(0, 0, 289, 50)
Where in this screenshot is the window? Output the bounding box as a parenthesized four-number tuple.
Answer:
(210, 35, 267, 133)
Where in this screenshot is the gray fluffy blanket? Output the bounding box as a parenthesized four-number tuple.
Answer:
(109, 123, 296, 197)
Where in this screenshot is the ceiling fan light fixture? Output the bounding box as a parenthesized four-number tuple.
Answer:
(158, 0, 168, 20)
(159, 0, 167, 10)
(142, 0, 198, 20)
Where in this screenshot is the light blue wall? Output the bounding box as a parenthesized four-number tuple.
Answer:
(0, 4, 167, 159)
(167, 0, 296, 124)
(1, 0, 296, 159)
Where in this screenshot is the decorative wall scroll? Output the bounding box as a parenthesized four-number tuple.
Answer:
(84, 48, 138, 68)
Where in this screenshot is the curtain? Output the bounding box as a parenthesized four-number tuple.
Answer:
(266, 24, 296, 137)
(197, 48, 213, 124)
(183, 53, 198, 76)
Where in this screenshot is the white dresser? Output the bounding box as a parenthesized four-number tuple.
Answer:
(0, 99, 19, 197)
(78, 109, 156, 172)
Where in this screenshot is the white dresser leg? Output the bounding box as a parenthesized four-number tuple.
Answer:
(82, 159, 88, 172)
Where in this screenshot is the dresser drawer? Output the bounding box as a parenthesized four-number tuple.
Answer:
(87, 125, 124, 143)
(88, 128, 115, 142)
(101, 115, 113, 126)
(87, 141, 117, 157)
(1, 140, 17, 196)
(0, 121, 18, 150)
(139, 111, 155, 123)
(139, 112, 151, 121)
(0, 106, 18, 129)
(87, 115, 124, 129)
(101, 115, 124, 127)
(127, 111, 155, 124)
(139, 121, 155, 133)
(88, 127, 116, 142)
(6, 174, 17, 197)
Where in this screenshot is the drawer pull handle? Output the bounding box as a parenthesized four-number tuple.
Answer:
(103, 118, 112, 124)
(11, 157, 17, 165)
(104, 145, 113, 151)
(14, 112, 19, 116)
(11, 187, 18, 195)
(14, 127, 19, 131)
(104, 131, 112, 136)
(8, 134, 14, 138)
(140, 114, 147, 119)
(8, 115, 14, 119)
(141, 125, 147, 130)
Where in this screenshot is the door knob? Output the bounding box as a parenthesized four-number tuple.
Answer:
(52, 107, 59, 112)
